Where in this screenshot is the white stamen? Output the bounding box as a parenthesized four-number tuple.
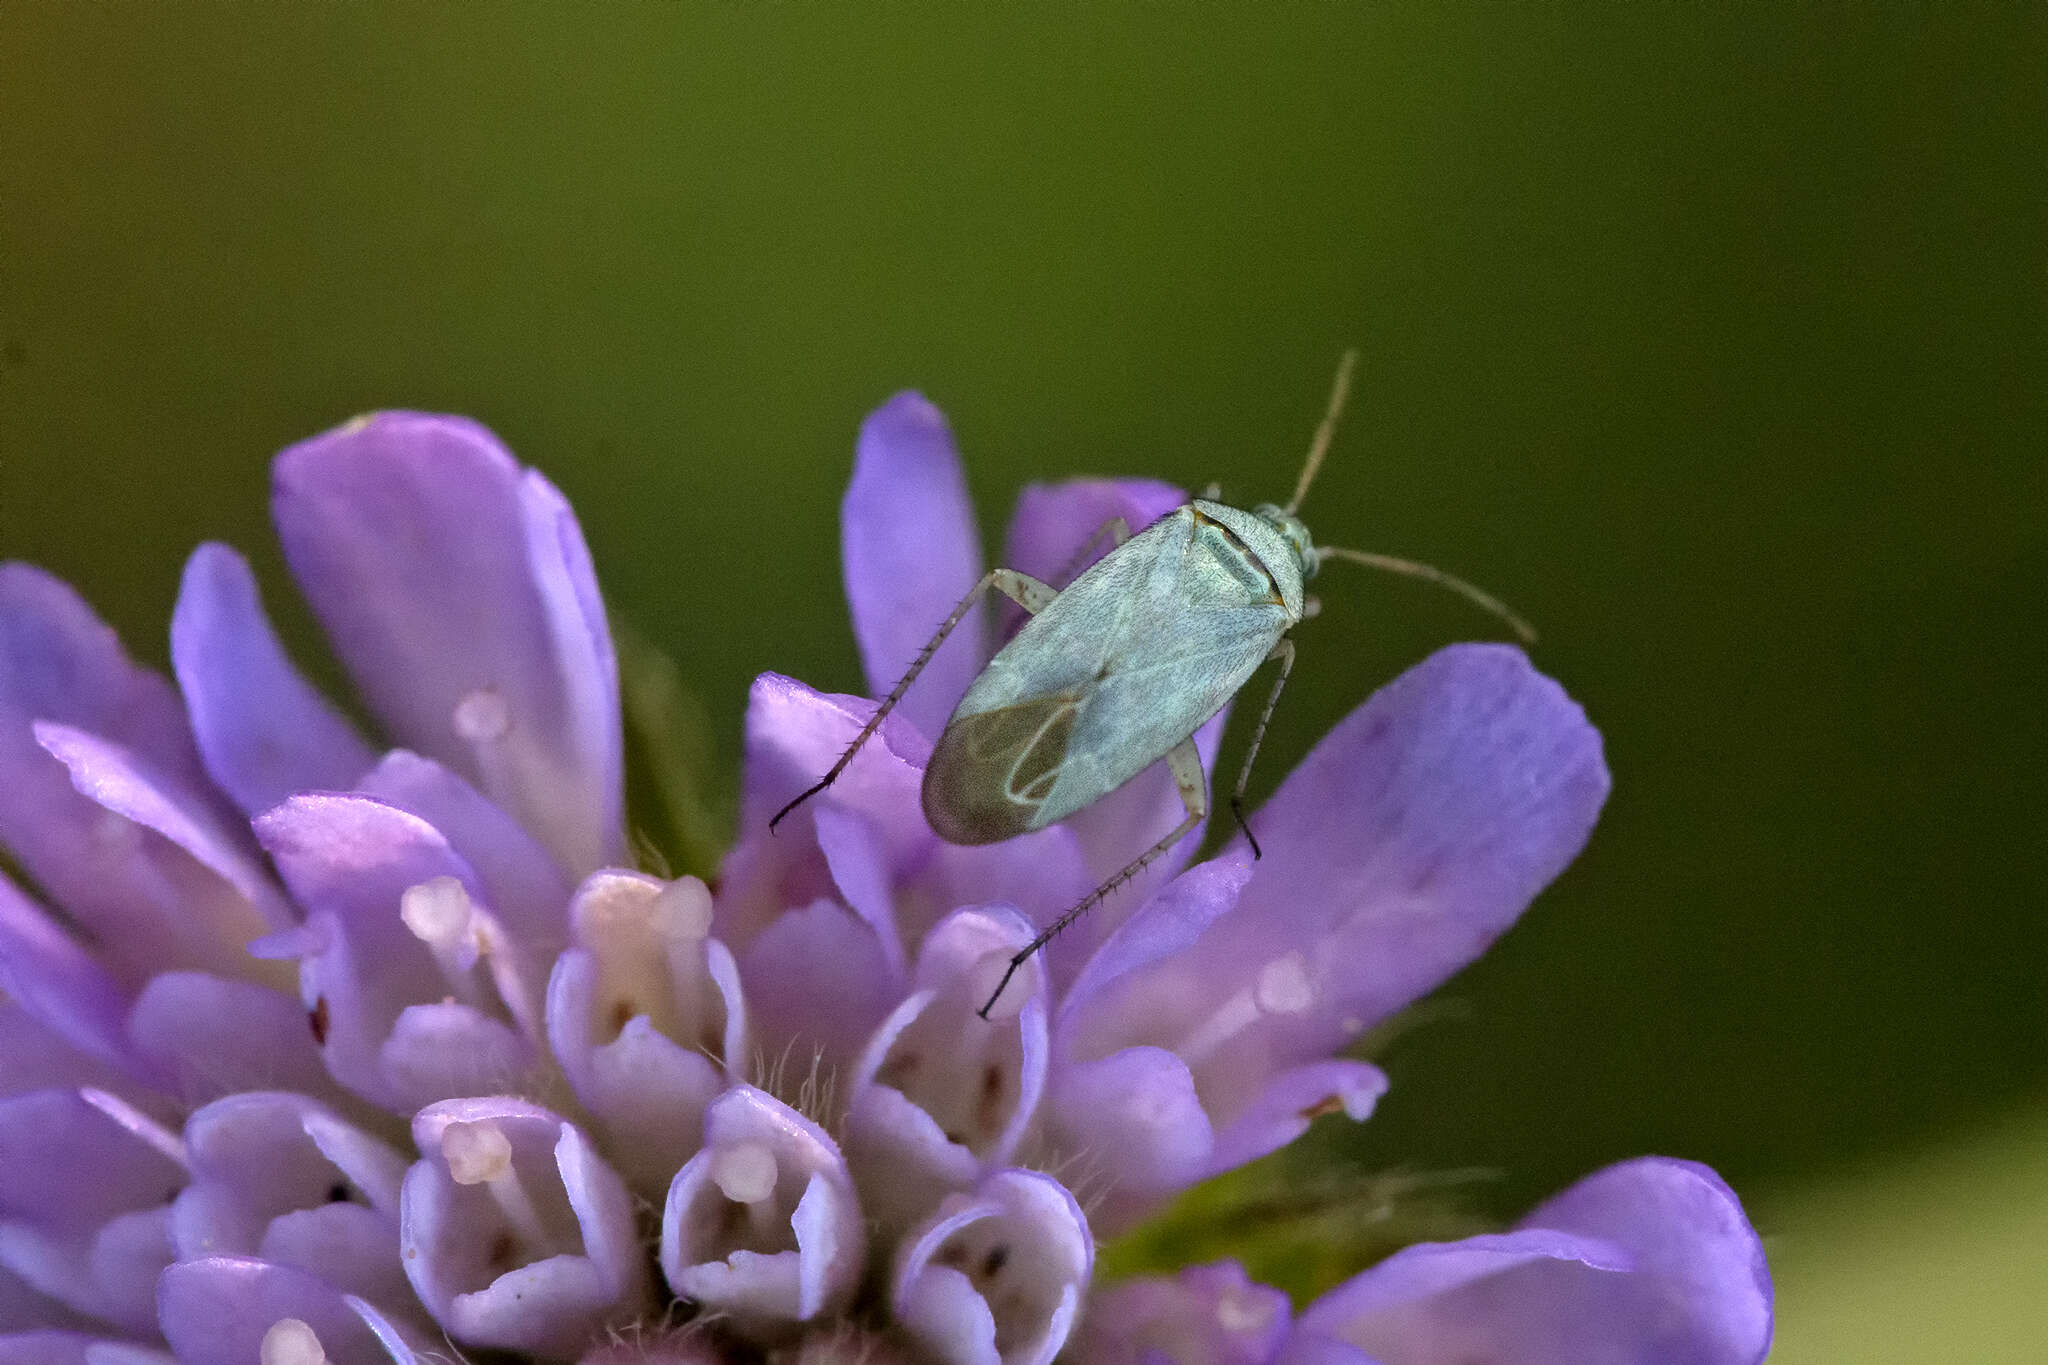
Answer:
(1254, 952, 1316, 1015)
(452, 688, 511, 742)
(260, 1318, 326, 1365)
(711, 1141, 784, 1243)
(653, 877, 715, 942)
(711, 1141, 779, 1205)
(1216, 1286, 1275, 1334)
(442, 1118, 513, 1184)
(401, 876, 476, 952)
(967, 949, 1030, 1023)
(441, 1119, 552, 1257)
(401, 875, 489, 1006)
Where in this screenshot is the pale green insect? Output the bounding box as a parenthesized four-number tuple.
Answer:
(774, 353, 1534, 1016)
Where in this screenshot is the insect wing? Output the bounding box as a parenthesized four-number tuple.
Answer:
(922, 686, 1084, 843)
(1050, 599, 1280, 819)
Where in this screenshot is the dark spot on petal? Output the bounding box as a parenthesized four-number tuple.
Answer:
(608, 999, 635, 1035)
(876, 1051, 920, 1090)
(308, 996, 329, 1045)
(1298, 1094, 1346, 1120)
(487, 1231, 519, 1271)
(327, 1182, 352, 1204)
(975, 1063, 1008, 1136)
(981, 1244, 1009, 1279)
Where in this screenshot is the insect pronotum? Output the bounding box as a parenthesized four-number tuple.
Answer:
(773, 352, 1535, 1018)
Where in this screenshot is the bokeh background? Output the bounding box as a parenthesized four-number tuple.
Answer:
(3, 4, 2041, 1357)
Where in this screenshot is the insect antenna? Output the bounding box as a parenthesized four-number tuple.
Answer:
(1283, 347, 1360, 515)
(1316, 546, 1538, 644)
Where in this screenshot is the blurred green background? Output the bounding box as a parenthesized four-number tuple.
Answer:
(3, 3, 2041, 1356)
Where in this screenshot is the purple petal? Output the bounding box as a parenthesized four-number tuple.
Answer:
(738, 900, 901, 1082)
(0, 1088, 183, 1234)
(843, 907, 1051, 1238)
(0, 1091, 183, 1335)
(545, 872, 740, 1199)
(1074, 1260, 1291, 1365)
(256, 795, 542, 1108)
(0, 1333, 166, 1365)
(1202, 1059, 1387, 1180)
(0, 565, 208, 885)
(1285, 1159, 1770, 1365)
(1046, 1046, 1212, 1194)
(912, 824, 1095, 964)
(403, 1098, 650, 1357)
(272, 412, 622, 875)
(660, 1086, 865, 1335)
(356, 750, 572, 960)
(171, 1092, 412, 1308)
(32, 723, 292, 982)
(843, 393, 986, 740)
(157, 1257, 418, 1365)
(1063, 645, 1608, 1138)
(125, 973, 337, 1107)
(170, 543, 375, 815)
(1001, 478, 1188, 596)
(891, 1169, 1091, 1365)
(0, 1001, 136, 1108)
(719, 673, 934, 956)
(812, 805, 908, 978)
(0, 878, 140, 1079)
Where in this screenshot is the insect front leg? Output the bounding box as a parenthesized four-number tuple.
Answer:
(1228, 637, 1295, 861)
(771, 568, 1058, 831)
(977, 735, 1208, 1019)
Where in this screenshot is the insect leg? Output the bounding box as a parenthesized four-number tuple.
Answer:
(1228, 637, 1295, 861)
(771, 568, 1057, 831)
(977, 736, 1208, 1018)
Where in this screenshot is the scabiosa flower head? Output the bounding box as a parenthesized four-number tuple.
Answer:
(0, 396, 1771, 1364)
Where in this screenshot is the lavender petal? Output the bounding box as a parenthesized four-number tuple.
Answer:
(0, 879, 140, 1080)
(1074, 1260, 1291, 1365)
(545, 872, 741, 1199)
(843, 393, 986, 740)
(170, 543, 374, 815)
(255, 794, 540, 1108)
(1284, 1159, 1770, 1365)
(272, 412, 622, 876)
(660, 1086, 864, 1336)
(1061, 646, 1607, 1152)
(157, 1257, 419, 1365)
(171, 1092, 412, 1308)
(125, 973, 336, 1108)
(403, 1098, 650, 1357)
(891, 1169, 1091, 1365)
(843, 907, 1050, 1237)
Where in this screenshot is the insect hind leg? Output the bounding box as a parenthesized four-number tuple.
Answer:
(977, 735, 1207, 1018)
(770, 568, 1058, 832)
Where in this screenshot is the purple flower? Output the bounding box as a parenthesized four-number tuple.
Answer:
(0, 396, 1770, 1363)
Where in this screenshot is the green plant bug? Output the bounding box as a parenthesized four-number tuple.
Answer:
(773, 352, 1535, 1017)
